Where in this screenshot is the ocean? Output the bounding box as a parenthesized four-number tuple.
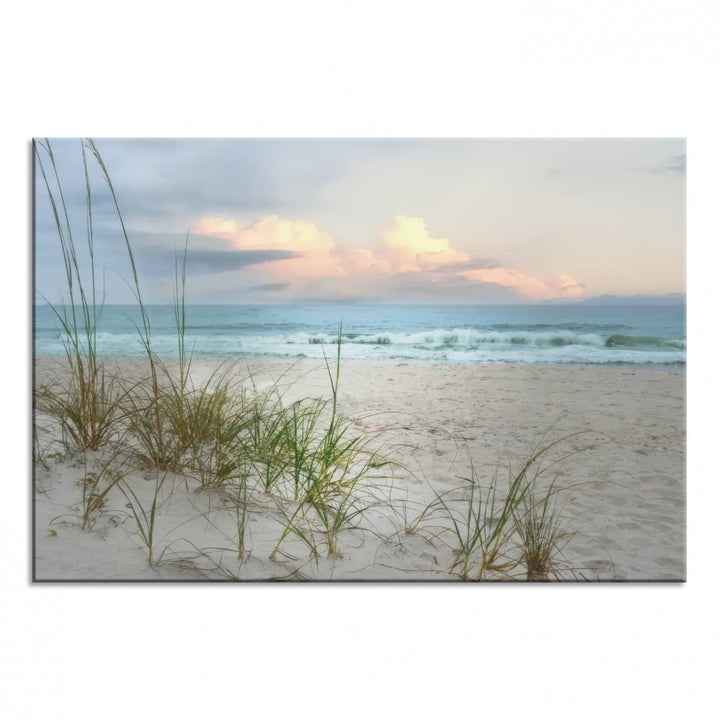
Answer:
(33, 303, 686, 367)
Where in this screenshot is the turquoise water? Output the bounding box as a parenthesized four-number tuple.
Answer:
(34, 303, 686, 367)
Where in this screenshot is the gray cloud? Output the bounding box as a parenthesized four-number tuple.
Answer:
(437, 258, 501, 273)
(34, 138, 365, 233)
(137, 246, 301, 276)
(664, 154, 686, 174)
(644, 153, 686, 176)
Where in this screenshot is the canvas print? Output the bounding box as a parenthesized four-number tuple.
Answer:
(32, 138, 686, 581)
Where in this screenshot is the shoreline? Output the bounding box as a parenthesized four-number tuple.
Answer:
(32, 353, 686, 372)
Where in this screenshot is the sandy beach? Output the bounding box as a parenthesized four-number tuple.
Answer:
(33, 356, 685, 581)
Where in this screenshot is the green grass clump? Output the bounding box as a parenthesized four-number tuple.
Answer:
(282, 398, 327, 501)
(411, 437, 578, 581)
(269, 327, 392, 560)
(232, 476, 252, 560)
(117, 470, 167, 566)
(513, 478, 574, 581)
(244, 389, 294, 492)
(35, 370, 125, 451)
(34, 139, 125, 451)
(78, 455, 127, 531)
(187, 390, 247, 487)
(122, 376, 180, 470)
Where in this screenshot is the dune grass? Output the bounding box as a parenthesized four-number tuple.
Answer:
(268, 328, 393, 560)
(233, 476, 252, 560)
(403, 436, 580, 580)
(34, 140, 124, 451)
(78, 453, 127, 531)
(117, 470, 167, 566)
(512, 478, 574, 580)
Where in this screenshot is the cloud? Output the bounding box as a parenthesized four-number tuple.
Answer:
(195, 215, 334, 253)
(191, 213, 584, 301)
(439, 258, 501, 273)
(665, 154, 686, 175)
(552, 273, 585, 296)
(647, 153, 686, 176)
(378, 216, 470, 271)
(337, 247, 392, 275)
(193, 214, 472, 278)
(193, 215, 341, 281)
(459, 268, 584, 300)
(36, 139, 356, 233)
(137, 245, 301, 275)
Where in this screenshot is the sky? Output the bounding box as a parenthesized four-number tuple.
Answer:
(34, 138, 686, 305)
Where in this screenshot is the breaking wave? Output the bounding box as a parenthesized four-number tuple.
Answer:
(34, 306, 686, 367)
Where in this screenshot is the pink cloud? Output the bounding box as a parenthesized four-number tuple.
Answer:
(459, 268, 584, 300)
(194, 215, 334, 253)
(192, 217, 242, 240)
(378, 216, 470, 272)
(551, 273, 585, 297)
(192, 215, 341, 283)
(192, 214, 584, 300)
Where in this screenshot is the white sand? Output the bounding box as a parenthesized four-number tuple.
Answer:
(33, 357, 685, 581)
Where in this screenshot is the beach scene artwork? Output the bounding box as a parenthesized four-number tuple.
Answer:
(32, 138, 686, 581)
